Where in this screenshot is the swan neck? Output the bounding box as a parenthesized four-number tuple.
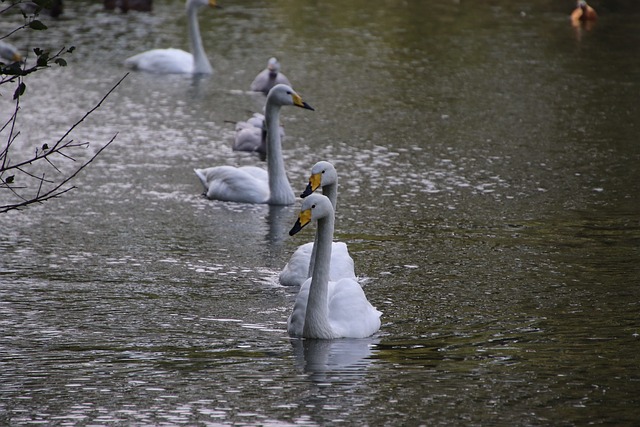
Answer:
(265, 102, 294, 205)
(303, 214, 335, 338)
(323, 182, 338, 210)
(187, 3, 212, 74)
(308, 182, 337, 278)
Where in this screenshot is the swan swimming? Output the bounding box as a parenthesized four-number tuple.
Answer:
(287, 194, 381, 339)
(232, 112, 284, 155)
(124, 0, 218, 74)
(250, 57, 291, 95)
(195, 84, 313, 205)
(279, 161, 355, 286)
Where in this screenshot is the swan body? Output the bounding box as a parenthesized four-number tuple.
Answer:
(250, 57, 292, 94)
(232, 113, 285, 154)
(287, 194, 381, 339)
(124, 0, 216, 74)
(195, 84, 313, 205)
(571, 0, 597, 24)
(0, 41, 22, 64)
(279, 161, 356, 286)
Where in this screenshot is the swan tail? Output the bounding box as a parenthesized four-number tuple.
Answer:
(194, 168, 208, 191)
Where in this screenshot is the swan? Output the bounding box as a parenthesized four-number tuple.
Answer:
(250, 57, 292, 95)
(279, 161, 355, 286)
(0, 41, 23, 64)
(124, 0, 217, 74)
(287, 194, 381, 339)
(232, 112, 284, 155)
(195, 84, 313, 205)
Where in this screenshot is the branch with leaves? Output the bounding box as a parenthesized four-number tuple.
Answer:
(1, 2, 129, 213)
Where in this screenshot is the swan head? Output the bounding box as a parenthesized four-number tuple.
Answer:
(301, 161, 337, 198)
(289, 194, 333, 236)
(267, 84, 314, 111)
(267, 57, 281, 77)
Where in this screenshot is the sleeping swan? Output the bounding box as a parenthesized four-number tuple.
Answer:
(232, 112, 284, 155)
(124, 0, 218, 74)
(195, 84, 313, 205)
(287, 194, 381, 339)
(279, 161, 355, 286)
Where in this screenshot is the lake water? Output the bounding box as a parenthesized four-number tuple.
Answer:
(1, 0, 639, 425)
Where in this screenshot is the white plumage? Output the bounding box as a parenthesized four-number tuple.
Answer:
(124, 0, 217, 74)
(287, 194, 381, 339)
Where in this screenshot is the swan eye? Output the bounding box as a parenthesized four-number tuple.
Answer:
(311, 204, 316, 209)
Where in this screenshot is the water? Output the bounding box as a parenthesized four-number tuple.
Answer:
(1, 0, 639, 425)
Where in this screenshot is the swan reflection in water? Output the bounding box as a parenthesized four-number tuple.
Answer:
(290, 337, 379, 383)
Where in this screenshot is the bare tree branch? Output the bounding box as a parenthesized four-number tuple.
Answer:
(0, 73, 129, 213)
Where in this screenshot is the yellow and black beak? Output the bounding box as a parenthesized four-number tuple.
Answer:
(292, 93, 314, 111)
(300, 172, 321, 198)
(208, 0, 221, 8)
(289, 208, 312, 236)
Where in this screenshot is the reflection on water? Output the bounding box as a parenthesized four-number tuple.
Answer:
(1, 0, 639, 425)
(291, 338, 378, 384)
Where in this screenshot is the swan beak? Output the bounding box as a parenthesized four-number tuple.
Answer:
(300, 173, 321, 198)
(208, 0, 221, 8)
(289, 209, 312, 236)
(292, 93, 314, 111)
(12, 52, 23, 63)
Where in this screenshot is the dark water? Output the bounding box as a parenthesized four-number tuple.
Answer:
(1, 0, 639, 425)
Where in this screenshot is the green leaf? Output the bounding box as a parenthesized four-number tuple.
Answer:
(33, 47, 43, 56)
(67, 46, 76, 54)
(37, 52, 50, 67)
(54, 58, 67, 67)
(28, 20, 48, 31)
(13, 82, 26, 100)
(5, 176, 15, 184)
(42, 143, 49, 151)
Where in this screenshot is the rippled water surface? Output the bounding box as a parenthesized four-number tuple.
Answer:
(1, 0, 639, 425)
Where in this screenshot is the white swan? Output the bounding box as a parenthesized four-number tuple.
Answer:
(195, 84, 313, 205)
(287, 194, 381, 339)
(279, 161, 355, 286)
(250, 57, 291, 94)
(232, 112, 284, 155)
(124, 0, 217, 74)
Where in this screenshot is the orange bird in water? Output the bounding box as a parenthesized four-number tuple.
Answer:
(571, 0, 598, 24)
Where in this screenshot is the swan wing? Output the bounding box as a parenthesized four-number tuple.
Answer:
(329, 242, 356, 282)
(233, 127, 264, 153)
(274, 72, 291, 87)
(249, 69, 271, 92)
(328, 278, 381, 338)
(250, 71, 293, 94)
(279, 242, 314, 286)
(287, 278, 312, 337)
(279, 242, 355, 287)
(194, 166, 268, 203)
(124, 48, 193, 74)
(287, 276, 381, 339)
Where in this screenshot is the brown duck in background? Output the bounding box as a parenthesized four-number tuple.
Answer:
(571, 0, 598, 25)
(104, 0, 152, 13)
